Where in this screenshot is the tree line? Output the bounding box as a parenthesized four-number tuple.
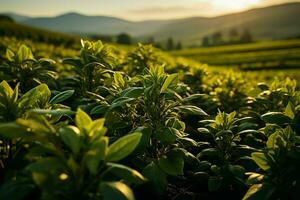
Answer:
(91, 33, 182, 51)
(115, 34, 183, 51)
(95, 29, 253, 50)
(202, 28, 253, 47)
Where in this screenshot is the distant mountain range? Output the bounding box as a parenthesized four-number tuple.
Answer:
(3, 2, 300, 45)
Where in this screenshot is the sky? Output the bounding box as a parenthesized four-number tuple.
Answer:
(0, 0, 298, 20)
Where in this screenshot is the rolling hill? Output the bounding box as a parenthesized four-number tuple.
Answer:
(0, 20, 79, 47)
(4, 2, 300, 44)
(9, 12, 169, 37)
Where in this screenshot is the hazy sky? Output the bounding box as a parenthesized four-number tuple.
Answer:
(0, 0, 298, 20)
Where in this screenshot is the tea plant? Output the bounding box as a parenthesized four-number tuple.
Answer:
(195, 111, 264, 198)
(243, 126, 300, 200)
(0, 109, 144, 200)
(62, 40, 117, 95)
(0, 45, 57, 92)
(125, 44, 165, 76)
(0, 38, 299, 200)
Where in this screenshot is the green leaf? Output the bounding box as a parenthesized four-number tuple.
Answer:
(30, 109, 75, 116)
(257, 83, 269, 91)
(17, 84, 51, 113)
(106, 163, 146, 184)
(261, 112, 291, 125)
(166, 118, 185, 131)
(90, 104, 109, 115)
(155, 127, 180, 144)
(211, 165, 221, 174)
(215, 111, 224, 125)
(49, 90, 74, 104)
(16, 117, 54, 134)
(237, 130, 263, 137)
(17, 45, 34, 62)
(175, 105, 208, 116)
(227, 111, 236, 123)
(114, 72, 125, 88)
(121, 87, 143, 98)
(0, 122, 27, 139)
(88, 118, 106, 138)
(232, 145, 258, 155)
(12, 83, 19, 103)
(178, 137, 198, 147)
(199, 120, 215, 125)
(266, 132, 278, 149)
(246, 172, 264, 185)
(208, 176, 222, 192)
(59, 126, 81, 155)
(181, 150, 200, 167)
(197, 148, 221, 158)
(131, 127, 151, 155)
(5, 49, 15, 61)
(85, 137, 108, 175)
(251, 152, 270, 171)
(197, 128, 210, 134)
(197, 161, 212, 171)
(160, 73, 178, 93)
(228, 165, 245, 179)
(100, 181, 135, 200)
(158, 152, 184, 176)
(110, 97, 135, 109)
(142, 162, 167, 194)
(0, 80, 14, 100)
(193, 172, 209, 183)
(106, 132, 142, 162)
(285, 102, 295, 120)
(75, 108, 92, 134)
(38, 58, 56, 65)
(181, 94, 204, 102)
(242, 184, 274, 200)
(63, 57, 82, 68)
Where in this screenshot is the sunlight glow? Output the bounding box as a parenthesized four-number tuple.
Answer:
(211, 0, 262, 10)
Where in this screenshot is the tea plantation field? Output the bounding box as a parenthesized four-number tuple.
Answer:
(0, 37, 299, 200)
(171, 39, 300, 71)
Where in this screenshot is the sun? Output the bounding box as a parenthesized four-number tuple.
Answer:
(211, 0, 262, 10)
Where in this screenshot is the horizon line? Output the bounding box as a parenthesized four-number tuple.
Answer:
(1, 1, 299, 22)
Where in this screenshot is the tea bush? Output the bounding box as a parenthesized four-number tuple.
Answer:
(0, 38, 299, 200)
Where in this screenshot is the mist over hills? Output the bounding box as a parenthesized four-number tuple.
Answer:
(4, 2, 300, 44)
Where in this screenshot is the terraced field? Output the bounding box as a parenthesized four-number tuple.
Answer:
(171, 39, 300, 71)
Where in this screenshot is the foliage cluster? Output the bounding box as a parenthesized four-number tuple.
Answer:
(0, 38, 299, 200)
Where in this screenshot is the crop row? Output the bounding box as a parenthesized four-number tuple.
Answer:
(0, 39, 299, 200)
